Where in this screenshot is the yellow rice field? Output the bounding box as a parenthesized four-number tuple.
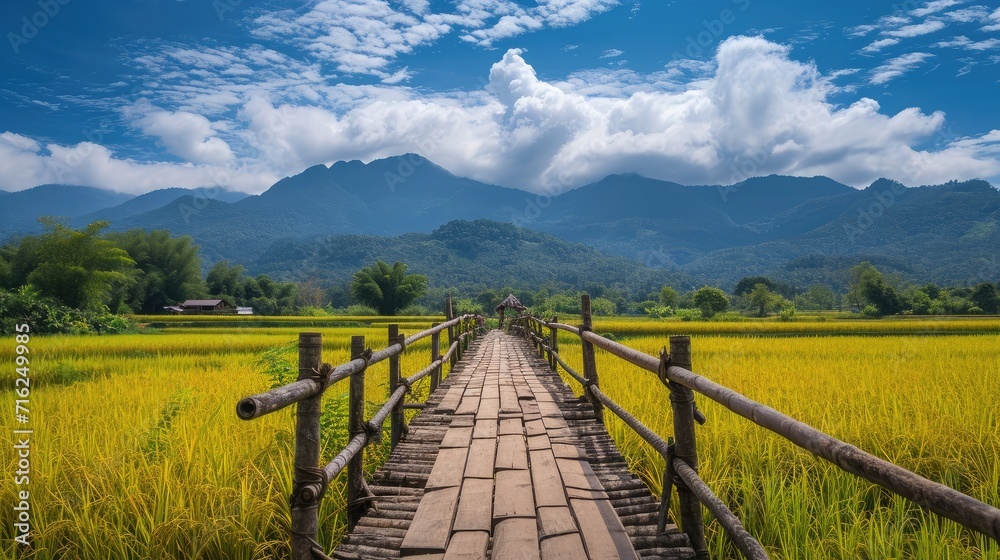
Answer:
(1, 318, 998, 558)
(554, 328, 1000, 559)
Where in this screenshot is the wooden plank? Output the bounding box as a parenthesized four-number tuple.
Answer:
(492, 518, 540, 560)
(566, 486, 609, 501)
(455, 394, 480, 416)
(464, 438, 497, 479)
(495, 434, 528, 470)
(555, 458, 603, 491)
(569, 498, 639, 560)
(524, 419, 546, 437)
(540, 532, 589, 560)
(400, 487, 461, 554)
(536, 506, 577, 539)
(442, 531, 489, 560)
(440, 427, 473, 449)
(477, 398, 500, 420)
(452, 478, 494, 533)
(425, 447, 469, 490)
(493, 470, 535, 519)
(527, 433, 551, 451)
(541, 416, 568, 430)
(551, 443, 587, 460)
(498, 418, 523, 436)
(472, 419, 497, 440)
(529, 448, 567, 508)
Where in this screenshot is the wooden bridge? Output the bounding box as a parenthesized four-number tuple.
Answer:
(334, 329, 691, 559)
(237, 296, 1000, 560)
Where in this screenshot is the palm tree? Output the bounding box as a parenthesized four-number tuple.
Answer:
(351, 261, 428, 315)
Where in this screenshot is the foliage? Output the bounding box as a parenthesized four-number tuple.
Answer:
(747, 283, 785, 317)
(692, 286, 729, 318)
(351, 261, 429, 316)
(970, 282, 999, 314)
(659, 286, 679, 308)
(452, 299, 483, 315)
(0, 286, 133, 334)
(26, 219, 135, 311)
(106, 229, 204, 313)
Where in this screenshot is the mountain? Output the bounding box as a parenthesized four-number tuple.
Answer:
(3, 156, 998, 289)
(250, 219, 692, 293)
(76, 187, 249, 227)
(0, 184, 134, 238)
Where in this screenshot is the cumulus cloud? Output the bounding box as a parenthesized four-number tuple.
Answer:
(137, 110, 235, 164)
(870, 52, 933, 84)
(0, 132, 275, 193)
(4, 37, 1000, 194)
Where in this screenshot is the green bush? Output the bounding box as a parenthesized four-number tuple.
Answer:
(0, 286, 134, 334)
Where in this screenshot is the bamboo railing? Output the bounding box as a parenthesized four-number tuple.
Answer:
(237, 298, 483, 560)
(512, 294, 1000, 560)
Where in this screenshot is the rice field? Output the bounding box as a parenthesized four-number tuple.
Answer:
(552, 326, 1000, 559)
(1, 317, 998, 559)
(0, 324, 447, 559)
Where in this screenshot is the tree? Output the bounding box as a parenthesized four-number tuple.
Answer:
(856, 264, 905, 316)
(734, 276, 774, 296)
(27, 219, 135, 311)
(970, 282, 999, 314)
(206, 260, 246, 305)
(351, 261, 428, 315)
(659, 286, 679, 308)
(747, 283, 783, 317)
(106, 229, 204, 313)
(693, 286, 729, 318)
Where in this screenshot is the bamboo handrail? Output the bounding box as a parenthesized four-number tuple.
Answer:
(237, 302, 484, 559)
(513, 307, 1000, 544)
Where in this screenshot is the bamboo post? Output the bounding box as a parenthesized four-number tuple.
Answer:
(580, 295, 604, 422)
(290, 333, 323, 559)
(549, 316, 558, 371)
(430, 322, 441, 393)
(537, 320, 545, 360)
(347, 335, 367, 529)
(445, 298, 456, 368)
(669, 335, 707, 558)
(388, 324, 404, 450)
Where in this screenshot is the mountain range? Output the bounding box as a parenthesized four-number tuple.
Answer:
(1, 155, 997, 291)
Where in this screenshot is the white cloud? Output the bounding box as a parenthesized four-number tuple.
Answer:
(911, 0, 965, 18)
(4, 37, 999, 194)
(859, 38, 901, 54)
(250, 0, 616, 76)
(870, 52, 934, 84)
(885, 19, 947, 38)
(0, 132, 275, 194)
(936, 35, 1000, 50)
(982, 7, 1000, 32)
(600, 49, 624, 58)
(941, 6, 990, 23)
(137, 109, 235, 165)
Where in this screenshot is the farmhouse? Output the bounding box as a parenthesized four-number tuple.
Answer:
(163, 299, 231, 314)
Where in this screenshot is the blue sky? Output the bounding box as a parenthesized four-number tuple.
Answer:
(1, 0, 999, 194)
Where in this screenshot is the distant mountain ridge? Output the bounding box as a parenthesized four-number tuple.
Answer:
(2, 155, 997, 288)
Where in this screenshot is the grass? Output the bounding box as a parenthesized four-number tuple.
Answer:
(0, 324, 453, 559)
(552, 329, 1000, 559)
(1, 317, 997, 558)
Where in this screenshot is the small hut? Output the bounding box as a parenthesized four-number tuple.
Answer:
(494, 294, 526, 329)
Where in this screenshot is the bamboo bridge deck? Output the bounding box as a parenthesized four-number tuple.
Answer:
(333, 331, 696, 559)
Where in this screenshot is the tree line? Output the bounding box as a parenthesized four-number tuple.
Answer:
(2, 220, 997, 335)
